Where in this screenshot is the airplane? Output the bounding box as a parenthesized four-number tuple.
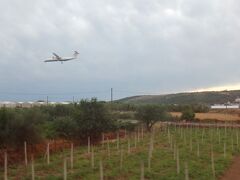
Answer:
(44, 51, 79, 63)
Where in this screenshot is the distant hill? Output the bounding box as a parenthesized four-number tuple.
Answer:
(117, 90, 240, 105)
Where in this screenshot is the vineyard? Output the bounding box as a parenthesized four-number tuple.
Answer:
(1, 123, 239, 179)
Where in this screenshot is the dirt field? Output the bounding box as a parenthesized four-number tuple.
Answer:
(220, 156, 240, 180)
(171, 112, 240, 121)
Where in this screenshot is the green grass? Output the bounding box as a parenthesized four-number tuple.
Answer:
(1, 125, 239, 179)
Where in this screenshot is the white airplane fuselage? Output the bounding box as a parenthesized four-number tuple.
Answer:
(45, 57, 74, 62)
(44, 51, 79, 63)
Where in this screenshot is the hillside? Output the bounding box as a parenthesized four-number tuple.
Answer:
(117, 90, 240, 105)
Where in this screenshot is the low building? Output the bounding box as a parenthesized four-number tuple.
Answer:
(211, 104, 239, 109)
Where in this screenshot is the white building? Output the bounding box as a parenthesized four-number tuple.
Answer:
(211, 104, 239, 109)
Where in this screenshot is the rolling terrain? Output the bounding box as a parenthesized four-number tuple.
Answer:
(118, 90, 240, 105)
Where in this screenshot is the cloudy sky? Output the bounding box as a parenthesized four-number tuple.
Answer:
(1, 0, 240, 101)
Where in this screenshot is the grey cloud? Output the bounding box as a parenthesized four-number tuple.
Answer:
(0, 0, 240, 101)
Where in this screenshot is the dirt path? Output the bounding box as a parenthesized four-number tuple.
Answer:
(220, 156, 240, 180)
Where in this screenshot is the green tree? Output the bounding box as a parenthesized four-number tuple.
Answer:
(181, 108, 195, 121)
(0, 108, 15, 147)
(0, 108, 45, 147)
(53, 117, 77, 139)
(73, 98, 116, 140)
(135, 105, 169, 131)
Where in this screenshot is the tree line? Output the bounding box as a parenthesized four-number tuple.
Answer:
(0, 99, 197, 148)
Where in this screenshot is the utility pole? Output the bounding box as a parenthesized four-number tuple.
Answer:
(72, 96, 75, 103)
(111, 88, 113, 103)
(47, 96, 49, 105)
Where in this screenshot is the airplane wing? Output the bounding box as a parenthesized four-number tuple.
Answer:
(52, 53, 61, 60)
(44, 59, 59, 62)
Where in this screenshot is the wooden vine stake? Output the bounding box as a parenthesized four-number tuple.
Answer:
(31, 155, 35, 180)
(137, 127, 140, 142)
(117, 131, 119, 151)
(211, 146, 216, 180)
(148, 146, 152, 171)
(24, 141, 28, 166)
(107, 138, 110, 158)
(176, 148, 180, 174)
(190, 137, 192, 152)
(91, 147, 95, 169)
(185, 162, 189, 180)
(128, 138, 131, 155)
(218, 131, 221, 144)
(63, 158, 67, 180)
(173, 143, 176, 160)
(149, 132, 154, 158)
(134, 132, 137, 148)
(70, 143, 73, 169)
(197, 141, 200, 157)
(237, 131, 239, 147)
(224, 122, 227, 137)
(210, 129, 213, 143)
(120, 149, 123, 170)
(184, 131, 186, 146)
(100, 159, 103, 180)
(102, 133, 104, 148)
(201, 129, 204, 143)
(167, 128, 170, 144)
(4, 151, 7, 180)
(140, 161, 144, 180)
(180, 128, 183, 139)
(88, 136, 90, 154)
(224, 142, 226, 158)
(170, 135, 173, 150)
(47, 143, 50, 165)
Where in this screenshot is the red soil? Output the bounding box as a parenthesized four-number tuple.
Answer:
(0, 130, 126, 166)
(220, 156, 240, 180)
